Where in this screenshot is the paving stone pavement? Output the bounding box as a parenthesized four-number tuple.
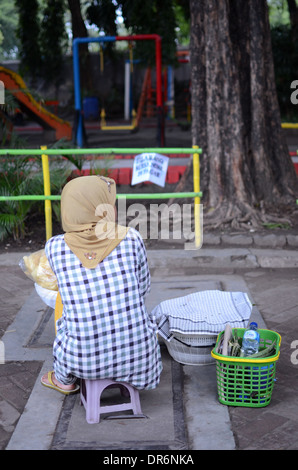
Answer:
(0, 361, 42, 449)
(1, 112, 297, 452)
(0, 239, 298, 451)
(228, 268, 298, 450)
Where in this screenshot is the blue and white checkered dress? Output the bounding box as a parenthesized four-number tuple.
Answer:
(45, 228, 162, 389)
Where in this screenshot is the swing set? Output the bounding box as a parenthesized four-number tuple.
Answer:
(73, 34, 164, 147)
(99, 41, 138, 131)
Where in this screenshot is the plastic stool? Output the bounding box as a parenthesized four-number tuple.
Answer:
(80, 378, 144, 424)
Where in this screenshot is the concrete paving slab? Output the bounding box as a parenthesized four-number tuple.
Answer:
(51, 349, 188, 450)
(147, 248, 298, 270)
(148, 248, 258, 269)
(2, 290, 51, 362)
(183, 365, 235, 450)
(6, 358, 64, 450)
(250, 248, 298, 268)
(4, 265, 266, 450)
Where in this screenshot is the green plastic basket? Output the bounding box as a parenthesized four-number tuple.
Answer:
(211, 328, 281, 408)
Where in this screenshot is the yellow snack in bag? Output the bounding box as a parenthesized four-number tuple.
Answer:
(23, 250, 39, 280)
(20, 249, 58, 291)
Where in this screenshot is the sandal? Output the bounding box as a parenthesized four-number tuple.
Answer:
(41, 371, 80, 395)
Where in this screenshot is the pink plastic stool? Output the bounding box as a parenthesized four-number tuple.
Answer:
(80, 378, 144, 424)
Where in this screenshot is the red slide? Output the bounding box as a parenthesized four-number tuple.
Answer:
(0, 66, 71, 140)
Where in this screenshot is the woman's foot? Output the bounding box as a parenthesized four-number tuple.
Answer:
(41, 371, 79, 395)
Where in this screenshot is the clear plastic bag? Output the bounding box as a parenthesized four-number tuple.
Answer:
(34, 283, 58, 309)
(19, 249, 58, 291)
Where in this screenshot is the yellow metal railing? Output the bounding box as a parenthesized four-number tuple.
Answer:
(41, 145, 52, 241)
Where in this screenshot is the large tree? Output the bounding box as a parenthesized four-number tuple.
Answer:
(15, 0, 42, 79)
(189, 0, 298, 229)
(40, 0, 67, 88)
(15, 0, 67, 86)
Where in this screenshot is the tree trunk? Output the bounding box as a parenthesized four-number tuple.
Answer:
(67, 0, 93, 93)
(189, 0, 298, 229)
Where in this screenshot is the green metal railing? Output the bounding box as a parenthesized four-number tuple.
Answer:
(0, 147, 199, 156)
(0, 146, 203, 246)
(0, 192, 202, 201)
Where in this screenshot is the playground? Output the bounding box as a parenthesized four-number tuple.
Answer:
(0, 35, 192, 147)
(0, 34, 203, 254)
(1, 2, 298, 452)
(0, 32, 297, 252)
(0, 35, 196, 192)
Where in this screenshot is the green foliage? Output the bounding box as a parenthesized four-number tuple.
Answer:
(120, 0, 178, 66)
(86, 0, 182, 66)
(40, 154, 72, 225)
(86, 0, 117, 36)
(0, 150, 71, 241)
(49, 138, 85, 171)
(174, 1, 191, 47)
(0, 90, 29, 148)
(262, 221, 292, 229)
(0, 156, 43, 240)
(268, 0, 291, 26)
(13, 0, 190, 84)
(0, 0, 19, 59)
(15, 0, 67, 85)
(40, 0, 68, 86)
(15, 0, 42, 77)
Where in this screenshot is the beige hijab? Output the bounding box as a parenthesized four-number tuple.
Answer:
(61, 175, 129, 269)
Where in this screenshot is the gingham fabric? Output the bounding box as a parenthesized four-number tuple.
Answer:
(151, 290, 252, 341)
(45, 228, 162, 389)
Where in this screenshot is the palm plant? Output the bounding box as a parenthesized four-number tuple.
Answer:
(0, 156, 41, 240)
(0, 154, 70, 240)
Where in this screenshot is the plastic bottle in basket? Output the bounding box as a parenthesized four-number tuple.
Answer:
(240, 322, 260, 357)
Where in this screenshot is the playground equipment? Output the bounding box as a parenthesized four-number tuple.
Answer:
(136, 67, 153, 123)
(124, 48, 138, 121)
(137, 67, 168, 121)
(100, 108, 137, 130)
(0, 66, 72, 141)
(96, 40, 139, 131)
(73, 35, 164, 147)
(281, 123, 298, 129)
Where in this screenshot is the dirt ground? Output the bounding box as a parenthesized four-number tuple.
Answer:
(1, 204, 298, 256)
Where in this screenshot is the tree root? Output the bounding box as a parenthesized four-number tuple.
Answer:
(202, 200, 296, 231)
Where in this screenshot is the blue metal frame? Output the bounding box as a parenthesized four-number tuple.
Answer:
(73, 36, 116, 147)
(73, 35, 165, 147)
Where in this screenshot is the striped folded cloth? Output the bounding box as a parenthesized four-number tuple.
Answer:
(150, 290, 252, 341)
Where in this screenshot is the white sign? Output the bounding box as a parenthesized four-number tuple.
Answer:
(131, 153, 169, 187)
